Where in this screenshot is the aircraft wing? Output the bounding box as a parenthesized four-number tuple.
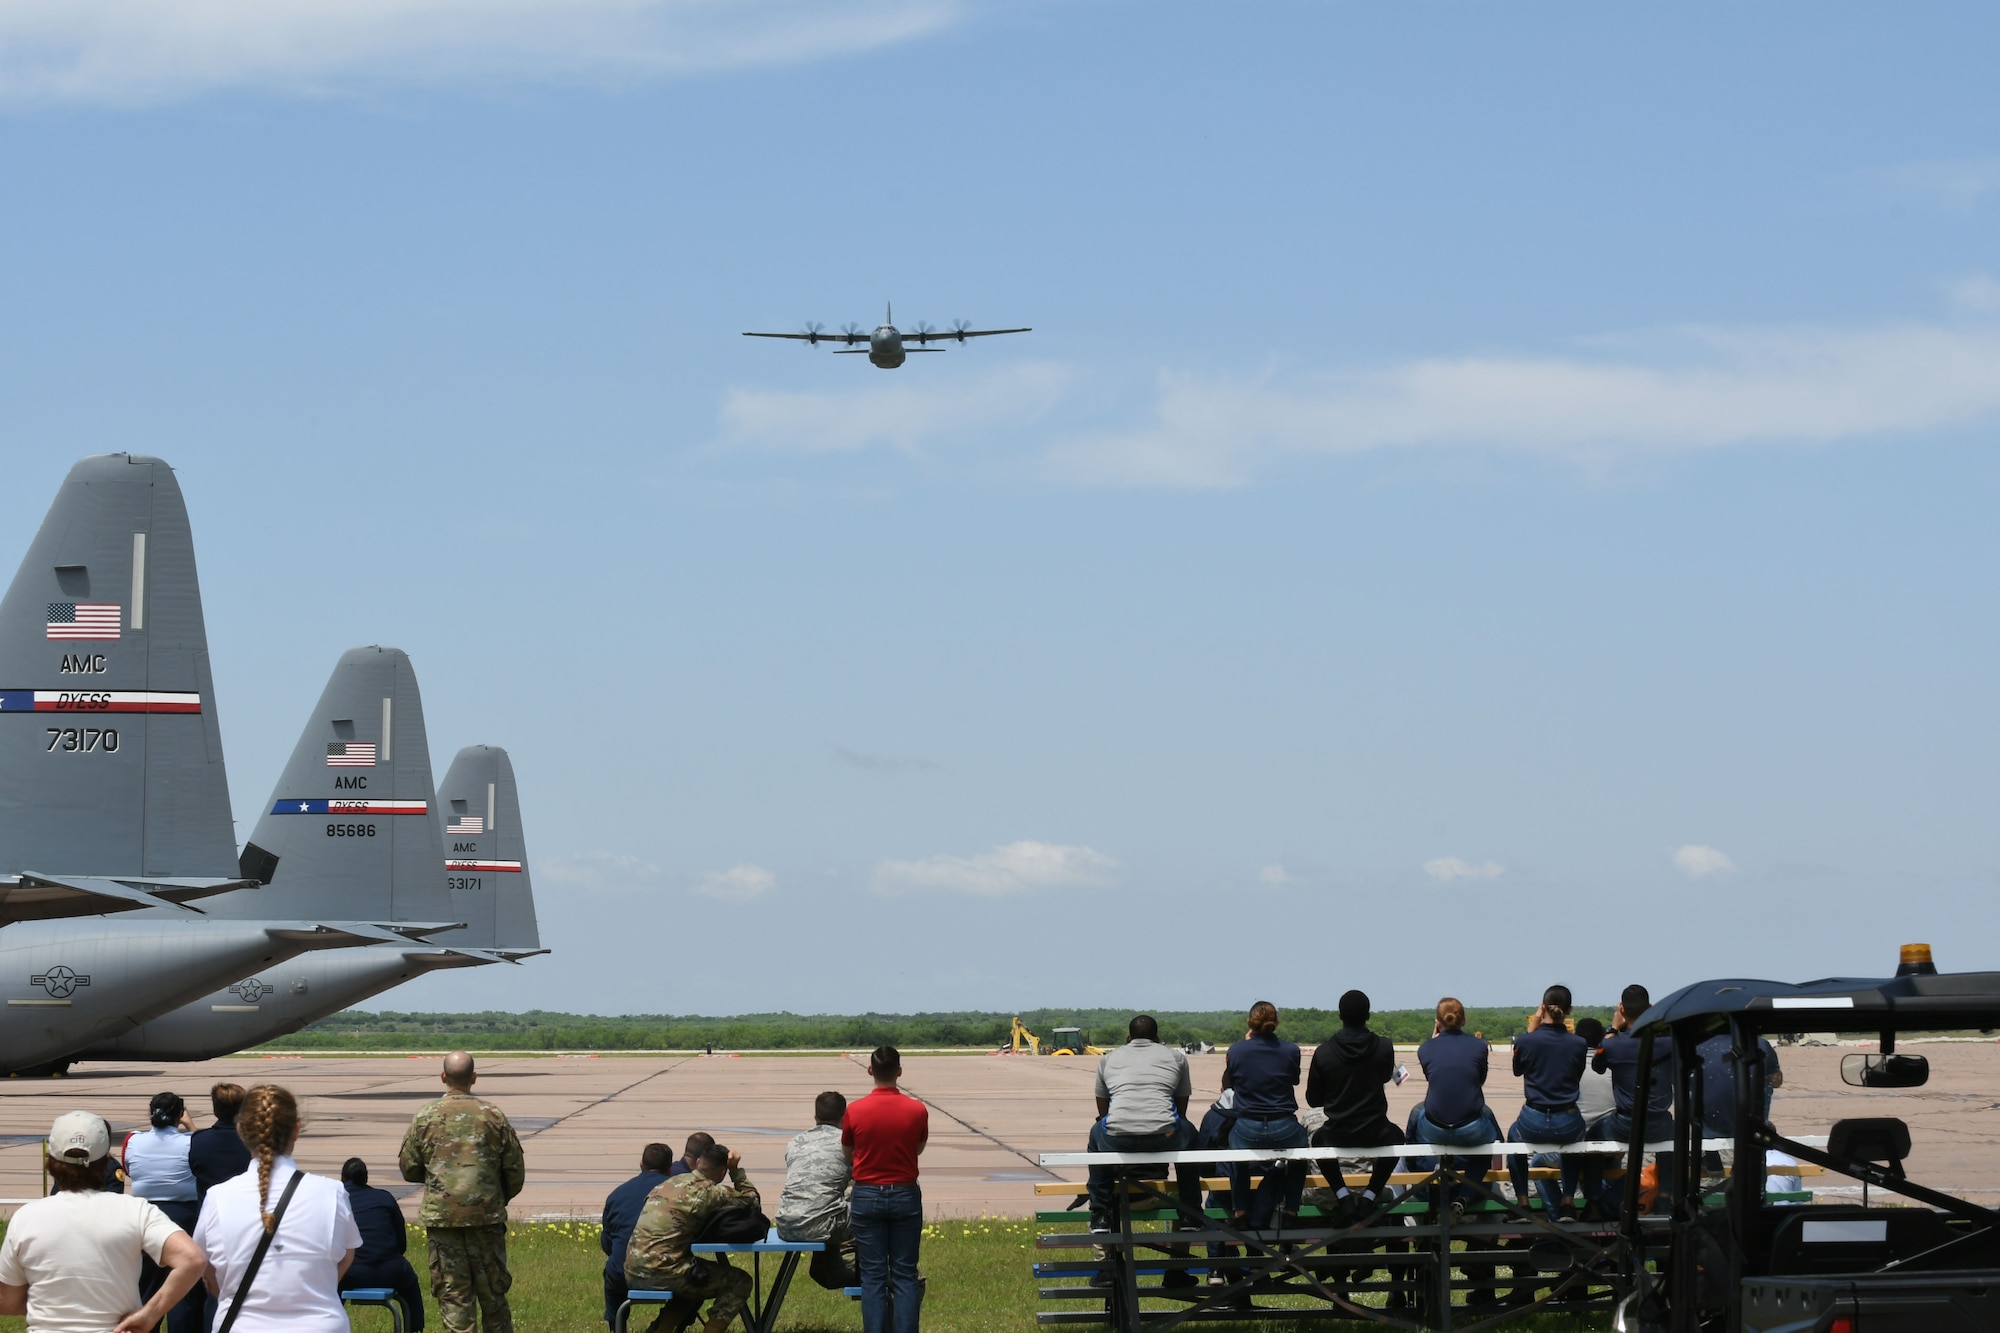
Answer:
(0, 873, 256, 923)
(907, 326, 1032, 343)
(742, 331, 867, 345)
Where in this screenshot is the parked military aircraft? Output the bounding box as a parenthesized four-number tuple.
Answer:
(743, 303, 1029, 369)
(77, 696, 546, 1064)
(0, 457, 450, 1074)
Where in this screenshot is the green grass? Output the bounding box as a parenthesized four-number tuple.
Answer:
(0, 1219, 1610, 1331)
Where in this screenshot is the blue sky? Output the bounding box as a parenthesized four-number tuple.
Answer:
(1, 2, 1996, 1016)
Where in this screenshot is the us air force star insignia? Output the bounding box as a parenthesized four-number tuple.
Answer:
(298, 802, 310, 812)
(228, 979, 275, 1004)
(29, 965, 90, 998)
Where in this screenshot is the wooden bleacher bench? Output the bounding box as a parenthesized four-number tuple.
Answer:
(1034, 1161, 1825, 1195)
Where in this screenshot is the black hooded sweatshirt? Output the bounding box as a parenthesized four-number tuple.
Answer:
(1306, 1026, 1397, 1139)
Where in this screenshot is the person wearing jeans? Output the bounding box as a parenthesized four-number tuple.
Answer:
(1222, 1002, 1308, 1229)
(1584, 984, 1677, 1217)
(1086, 1015, 1202, 1234)
(1406, 997, 1497, 1215)
(1506, 985, 1590, 1217)
(843, 1046, 929, 1333)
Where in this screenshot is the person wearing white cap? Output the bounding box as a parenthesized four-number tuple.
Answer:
(0, 1109, 206, 1333)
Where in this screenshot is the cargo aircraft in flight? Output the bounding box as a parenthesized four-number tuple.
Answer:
(743, 303, 1029, 369)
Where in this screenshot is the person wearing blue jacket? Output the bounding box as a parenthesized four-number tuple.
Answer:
(341, 1157, 426, 1332)
(1223, 1002, 1308, 1229)
(1506, 986, 1589, 1218)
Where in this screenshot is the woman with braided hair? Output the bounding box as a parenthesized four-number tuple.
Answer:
(192, 1085, 361, 1332)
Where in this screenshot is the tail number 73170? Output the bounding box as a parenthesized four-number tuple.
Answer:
(46, 727, 119, 752)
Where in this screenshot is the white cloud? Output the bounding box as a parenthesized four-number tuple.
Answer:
(1257, 864, 1293, 886)
(870, 841, 1118, 897)
(1672, 844, 1737, 879)
(1949, 274, 2000, 313)
(0, 0, 958, 105)
(537, 851, 660, 896)
(693, 863, 776, 901)
(715, 362, 1076, 459)
(1885, 157, 2000, 211)
(1423, 856, 1504, 883)
(1051, 324, 2000, 488)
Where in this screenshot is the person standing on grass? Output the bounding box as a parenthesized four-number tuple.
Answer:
(122, 1090, 204, 1333)
(194, 1085, 362, 1333)
(0, 1110, 205, 1333)
(400, 1051, 526, 1333)
(844, 1045, 928, 1333)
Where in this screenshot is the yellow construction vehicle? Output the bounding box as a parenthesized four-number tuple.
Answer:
(1047, 1026, 1108, 1057)
(1004, 1016, 1041, 1055)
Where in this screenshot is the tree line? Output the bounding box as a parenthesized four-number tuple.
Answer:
(262, 1004, 1617, 1052)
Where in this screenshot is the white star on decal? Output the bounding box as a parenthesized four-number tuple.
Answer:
(298, 802, 309, 812)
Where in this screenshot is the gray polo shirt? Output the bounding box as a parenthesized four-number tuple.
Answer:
(1094, 1039, 1192, 1137)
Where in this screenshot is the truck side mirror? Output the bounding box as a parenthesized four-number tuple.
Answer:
(1840, 1053, 1929, 1088)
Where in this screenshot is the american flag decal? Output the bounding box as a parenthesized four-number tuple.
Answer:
(445, 815, 483, 835)
(46, 604, 121, 640)
(327, 742, 377, 767)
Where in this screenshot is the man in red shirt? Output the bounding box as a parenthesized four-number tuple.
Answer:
(842, 1046, 928, 1333)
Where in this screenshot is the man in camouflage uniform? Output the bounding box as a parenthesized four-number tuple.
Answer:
(400, 1051, 527, 1333)
(775, 1091, 858, 1290)
(625, 1143, 759, 1333)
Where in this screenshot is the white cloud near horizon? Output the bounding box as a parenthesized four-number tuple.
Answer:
(1257, 864, 1293, 886)
(537, 851, 660, 895)
(0, 0, 957, 105)
(716, 361, 1076, 458)
(714, 321, 2000, 489)
(1423, 856, 1504, 883)
(1673, 844, 1738, 878)
(1885, 157, 2000, 211)
(693, 863, 776, 901)
(871, 840, 1118, 897)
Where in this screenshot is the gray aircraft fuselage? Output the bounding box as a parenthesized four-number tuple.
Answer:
(869, 325, 907, 369)
(0, 916, 384, 1072)
(78, 945, 484, 1061)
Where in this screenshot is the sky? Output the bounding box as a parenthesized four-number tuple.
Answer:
(0, 2, 1995, 1017)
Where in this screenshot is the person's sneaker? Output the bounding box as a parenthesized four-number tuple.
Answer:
(1088, 1268, 1116, 1289)
(1448, 1200, 1468, 1225)
(1089, 1211, 1112, 1233)
(1161, 1269, 1199, 1290)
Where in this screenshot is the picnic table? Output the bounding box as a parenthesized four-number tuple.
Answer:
(617, 1229, 823, 1333)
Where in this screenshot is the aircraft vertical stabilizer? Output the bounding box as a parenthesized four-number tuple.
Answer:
(431, 745, 541, 951)
(214, 647, 452, 925)
(0, 454, 236, 882)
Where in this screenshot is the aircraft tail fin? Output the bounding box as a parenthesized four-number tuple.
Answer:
(0, 454, 237, 881)
(430, 745, 540, 950)
(213, 646, 451, 925)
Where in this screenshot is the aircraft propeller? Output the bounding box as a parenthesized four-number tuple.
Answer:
(950, 319, 974, 343)
(840, 322, 864, 344)
(911, 321, 939, 344)
(801, 321, 825, 346)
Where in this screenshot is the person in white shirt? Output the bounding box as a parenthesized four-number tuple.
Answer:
(193, 1085, 361, 1333)
(124, 1091, 202, 1333)
(0, 1109, 205, 1333)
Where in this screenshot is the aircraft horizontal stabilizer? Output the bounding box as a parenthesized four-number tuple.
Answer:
(265, 921, 440, 948)
(0, 873, 218, 922)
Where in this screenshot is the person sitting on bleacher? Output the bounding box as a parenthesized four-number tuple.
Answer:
(1585, 984, 1677, 1215)
(341, 1157, 426, 1332)
(1407, 997, 1501, 1221)
(1086, 1015, 1201, 1233)
(1574, 1018, 1613, 1130)
(1305, 989, 1405, 1224)
(776, 1092, 861, 1291)
(1224, 1001, 1308, 1230)
(1505, 986, 1589, 1219)
(602, 1144, 678, 1325)
(625, 1143, 759, 1333)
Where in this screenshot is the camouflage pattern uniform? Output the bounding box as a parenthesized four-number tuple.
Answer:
(624, 1167, 760, 1331)
(400, 1090, 527, 1333)
(775, 1123, 857, 1289)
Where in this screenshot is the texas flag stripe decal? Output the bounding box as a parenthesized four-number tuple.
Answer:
(445, 859, 523, 873)
(271, 799, 429, 815)
(0, 690, 201, 713)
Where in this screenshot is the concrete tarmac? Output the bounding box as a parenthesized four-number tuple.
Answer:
(1, 1041, 1995, 1218)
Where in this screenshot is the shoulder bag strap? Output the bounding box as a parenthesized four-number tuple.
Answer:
(216, 1170, 304, 1333)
